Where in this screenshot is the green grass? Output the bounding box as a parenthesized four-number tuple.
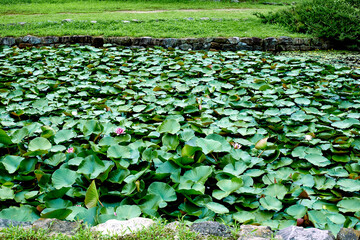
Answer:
(0, 0, 309, 38)
(0, 221, 237, 240)
(1, 0, 301, 15)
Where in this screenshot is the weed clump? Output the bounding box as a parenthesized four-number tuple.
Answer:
(255, 0, 360, 49)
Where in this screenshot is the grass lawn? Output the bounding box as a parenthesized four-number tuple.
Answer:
(0, 0, 309, 38)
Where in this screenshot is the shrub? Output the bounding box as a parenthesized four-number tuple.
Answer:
(255, 0, 360, 48)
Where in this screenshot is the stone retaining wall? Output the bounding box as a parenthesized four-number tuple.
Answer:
(0, 35, 334, 51)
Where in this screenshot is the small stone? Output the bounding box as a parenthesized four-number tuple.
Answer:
(237, 225, 274, 240)
(277, 226, 335, 240)
(132, 19, 140, 22)
(165, 221, 189, 231)
(91, 217, 154, 236)
(200, 17, 210, 20)
(190, 221, 232, 237)
(336, 228, 360, 240)
(90, 21, 97, 24)
(18, 22, 26, 25)
(62, 19, 72, 22)
(186, 17, 194, 21)
(122, 20, 130, 23)
(32, 218, 83, 237)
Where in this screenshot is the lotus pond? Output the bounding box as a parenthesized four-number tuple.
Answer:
(0, 45, 360, 235)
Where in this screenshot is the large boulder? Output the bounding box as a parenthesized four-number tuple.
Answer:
(91, 217, 155, 236)
(277, 226, 335, 240)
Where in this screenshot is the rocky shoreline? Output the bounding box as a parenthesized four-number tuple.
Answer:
(0, 35, 336, 52)
(0, 217, 359, 240)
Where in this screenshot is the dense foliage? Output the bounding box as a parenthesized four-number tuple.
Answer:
(0, 45, 360, 234)
(255, 0, 360, 48)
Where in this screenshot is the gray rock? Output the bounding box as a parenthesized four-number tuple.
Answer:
(62, 19, 72, 22)
(32, 218, 83, 236)
(186, 17, 194, 21)
(122, 20, 130, 23)
(91, 217, 154, 236)
(22, 35, 42, 45)
(179, 43, 192, 50)
(277, 36, 293, 45)
(42, 36, 59, 44)
(0, 219, 32, 229)
(189, 221, 232, 237)
(163, 38, 179, 48)
(237, 225, 274, 240)
(90, 21, 97, 24)
(277, 226, 335, 240)
(200, 17, 210, 20)
(336, 228, 360, 240)
(264, 37, 277, 51)
(18, 22, 26, 25)
(237, 42, 252, 50)
(228, 37, 240, 44)
(1, 37, 16, 46)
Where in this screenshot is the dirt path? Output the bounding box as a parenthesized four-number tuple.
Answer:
(4, 8, 258, 16)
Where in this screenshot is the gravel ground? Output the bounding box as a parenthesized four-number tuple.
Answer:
(278, 50, 360, 69)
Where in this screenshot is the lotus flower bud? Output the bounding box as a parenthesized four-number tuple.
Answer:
(255, 137, 268, 150)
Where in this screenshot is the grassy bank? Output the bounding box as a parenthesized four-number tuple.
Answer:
(0, 0, 309, 38)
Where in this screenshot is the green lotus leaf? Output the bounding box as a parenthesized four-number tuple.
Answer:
(115, 205, 142, 220)
(52, 168, 79, 189)
(41, 208, 72, 220)
(304, 154, 331, 167)
(162, 133, 179, 151)
(196, 138, 222, 155)
(337, 179, 360, 192)
(11, 127, 28, 143)
(223, 162, 248, 176)
(148, 182, 177, 208)
(213, 177, 243, 200)
(233, 211, 255, 223)
(285, 204, 307, 219)
(0, 129, 13, 146)
(1, 155, 24, 174)
(107, 145, 132, 159)
(28, 137, 52, 151)
(157, 119, 181, 134)
(263, 183, 288, 200)
(0, 205, 39, 223)
(0, 186, 15, 200)
(338, 198, 360, 212)
(259, 196, 283, 211)
(44, 153, 66, 167)
(54, 129, 76, 144)
(85, 180, 99, 209)
(205, 202, 229, 214)
(41, 126, 56, 139)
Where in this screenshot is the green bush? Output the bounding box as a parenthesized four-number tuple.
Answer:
(255, 0, 360, 48)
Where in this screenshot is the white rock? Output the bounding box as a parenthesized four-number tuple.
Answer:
(91, 217, 155, 236)
(276, 226, 335, 240)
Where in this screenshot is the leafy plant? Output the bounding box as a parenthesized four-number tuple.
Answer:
(0, 45, 360, 235)
(255, 0, 360, 48)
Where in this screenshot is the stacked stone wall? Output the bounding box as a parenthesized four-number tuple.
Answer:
(0, 35, 334, 51)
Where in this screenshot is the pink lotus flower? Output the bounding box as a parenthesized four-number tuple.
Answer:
(115, 127, 126, 135)
(67, 147, 74, 153)
(231, 142, 242, 149)
(114, 212, 117, 216)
